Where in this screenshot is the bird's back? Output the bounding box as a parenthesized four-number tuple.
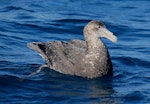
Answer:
(27, 39, 86, 76)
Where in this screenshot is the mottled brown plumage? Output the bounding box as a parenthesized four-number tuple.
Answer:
(27, 20, 117, 78)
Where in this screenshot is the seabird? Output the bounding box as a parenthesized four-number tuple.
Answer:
(27, 20, 117, 78)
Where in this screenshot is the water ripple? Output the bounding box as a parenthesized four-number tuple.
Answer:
(0, 0, 149, 104)
(0, 6, 34, 12)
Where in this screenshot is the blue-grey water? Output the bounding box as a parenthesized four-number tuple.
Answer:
(0, 0, 150, 104)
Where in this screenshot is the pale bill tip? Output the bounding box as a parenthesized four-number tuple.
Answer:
(112, 35, 117, 43)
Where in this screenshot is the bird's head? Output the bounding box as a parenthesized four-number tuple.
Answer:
(84, 20, 117, 43)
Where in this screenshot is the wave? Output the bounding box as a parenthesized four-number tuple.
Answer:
(0, 6, 34, 12)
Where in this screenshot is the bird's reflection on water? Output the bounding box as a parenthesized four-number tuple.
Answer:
(40, 68, 118, 104)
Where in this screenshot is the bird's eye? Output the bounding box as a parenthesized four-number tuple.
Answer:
(98, 26, 101, 28)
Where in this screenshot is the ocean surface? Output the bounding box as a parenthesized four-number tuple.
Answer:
(0, 0, 150, 104)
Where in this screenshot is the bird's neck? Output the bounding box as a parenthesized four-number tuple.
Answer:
(85, 36, 106, 56)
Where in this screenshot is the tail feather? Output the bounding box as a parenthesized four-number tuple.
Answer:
(27, 42, 50, 64)
(27, 42, 45, 53)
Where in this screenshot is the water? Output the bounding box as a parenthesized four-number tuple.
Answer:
(0, 0, 150, 104)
